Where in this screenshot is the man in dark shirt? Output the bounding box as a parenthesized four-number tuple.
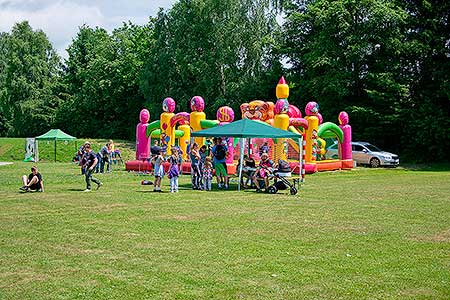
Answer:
(83, 143, 102, 192)
(20, 166, 44, 192)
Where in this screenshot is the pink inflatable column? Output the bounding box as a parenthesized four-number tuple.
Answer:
(136, 109, 151, 160)
(217, 106, 235, 163)
(338, 112, 352, 160)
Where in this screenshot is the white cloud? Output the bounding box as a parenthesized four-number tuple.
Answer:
(0, 0, 176, 58)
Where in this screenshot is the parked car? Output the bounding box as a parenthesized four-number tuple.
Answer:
(325, 141, 399, 168)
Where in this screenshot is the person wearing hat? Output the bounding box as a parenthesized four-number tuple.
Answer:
(20, 166, 44, 192)
(82, 142, 102, 192)
(253, 153, 273, 192)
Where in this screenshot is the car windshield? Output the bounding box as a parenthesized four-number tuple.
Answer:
(364, 144, 382, 152)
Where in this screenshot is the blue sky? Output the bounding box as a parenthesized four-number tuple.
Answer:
(0, 0, 176, 58)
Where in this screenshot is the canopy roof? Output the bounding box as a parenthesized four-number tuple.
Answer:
(36, 129, 76, 141)
(191, 118, 301, 138)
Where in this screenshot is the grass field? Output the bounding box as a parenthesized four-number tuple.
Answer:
(1, 160, 450, 299)
(0, 138, 135, 162)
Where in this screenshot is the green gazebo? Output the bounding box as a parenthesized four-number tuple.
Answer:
(35, 129, 77, 162)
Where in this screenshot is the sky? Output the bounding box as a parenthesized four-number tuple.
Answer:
(0, 0, 176, 58)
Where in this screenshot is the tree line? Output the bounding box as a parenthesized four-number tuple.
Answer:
(0, 0, 448, 162)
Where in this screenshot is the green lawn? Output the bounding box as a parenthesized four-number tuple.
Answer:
(0, 138, 136, 162)
(0, 162, 449, 299)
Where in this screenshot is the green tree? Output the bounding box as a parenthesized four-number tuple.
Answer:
(399, 0, 450, 161)
(283, 0, 410, 153)
(141, 0, 283, 117)
(0, 21, 63, 137)
(58, 23, 153, 139)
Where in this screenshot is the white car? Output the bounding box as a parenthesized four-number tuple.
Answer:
(326, 142, 399, 168)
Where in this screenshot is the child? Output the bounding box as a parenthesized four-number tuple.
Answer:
(202, 157, 213, 191)
(253, 153, 273, 192)
(168, 148, 180, 193)
(151, 149, 165, 192)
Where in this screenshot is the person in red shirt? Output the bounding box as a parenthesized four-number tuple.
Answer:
(252, 153, 273, 192)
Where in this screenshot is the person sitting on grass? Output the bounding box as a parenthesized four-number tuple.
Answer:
(253, 153, 274, 192)
(20, 166, 44, 192)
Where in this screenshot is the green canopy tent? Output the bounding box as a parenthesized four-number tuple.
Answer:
(191, 118, 303, 190)
(35, 129, 77, 162)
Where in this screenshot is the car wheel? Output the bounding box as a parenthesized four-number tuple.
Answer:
(370, 158, 380, 168)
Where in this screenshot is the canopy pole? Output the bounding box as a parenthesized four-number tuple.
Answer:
(54, 139, 57, 162)
(238, 138, 245, 191)
(299, 135, 305, 183)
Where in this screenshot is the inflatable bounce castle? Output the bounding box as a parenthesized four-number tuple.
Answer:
(126, 77, 353, 174)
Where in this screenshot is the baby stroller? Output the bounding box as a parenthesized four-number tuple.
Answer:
(261, 161, 298, 195)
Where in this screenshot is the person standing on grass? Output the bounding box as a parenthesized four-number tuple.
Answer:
(202, 157, 213, 191)
(20, 166, 44, 192)
(151, 148, 165, 192)
(212, 137, 229, 189)
(189, 143, 202, 190)
(167, 148, 180, 193)
(78, 142, 89, 175)
(83, 142, 102, 192)
(100, 142, 111, 173)
(109, 139, 115, 165)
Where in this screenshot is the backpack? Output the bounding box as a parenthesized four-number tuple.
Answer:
(214, 144, 226, 160)
(277, 159, 291, 172)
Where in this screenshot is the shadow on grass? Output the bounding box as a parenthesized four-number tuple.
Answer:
(67, 188, 90, 192)
(401, 163, 450, 172)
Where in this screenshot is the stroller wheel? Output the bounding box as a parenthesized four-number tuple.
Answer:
(290, 187, 298, 195)
(267, 185, 278, 194)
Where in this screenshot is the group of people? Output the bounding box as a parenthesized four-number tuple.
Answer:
(76, 140, 122, 191)
(189, 137, 230, 191)
(239, 152, 275, 192)
(147, 137, 230, 192)
(146, 136, 287, 193)
(76, 140, 117, 175)
(19, 137, 280, 193)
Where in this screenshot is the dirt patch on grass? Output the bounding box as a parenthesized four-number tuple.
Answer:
(156, 212, 214, 221)
(410, 228, 450, 243)
(0, 270, 49, 288)
(399, 287, 435, 297)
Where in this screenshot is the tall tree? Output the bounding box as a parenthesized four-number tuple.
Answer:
(0, 21, 63, 137)
(283, 0, 410, 153)
(399, 0, 450, 161)
(141, 0, 282, 117)
(58, 23, 153, 139)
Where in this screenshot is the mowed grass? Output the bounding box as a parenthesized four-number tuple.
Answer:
(0, 162, 449, 299)
(0, 138, 135, 162)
